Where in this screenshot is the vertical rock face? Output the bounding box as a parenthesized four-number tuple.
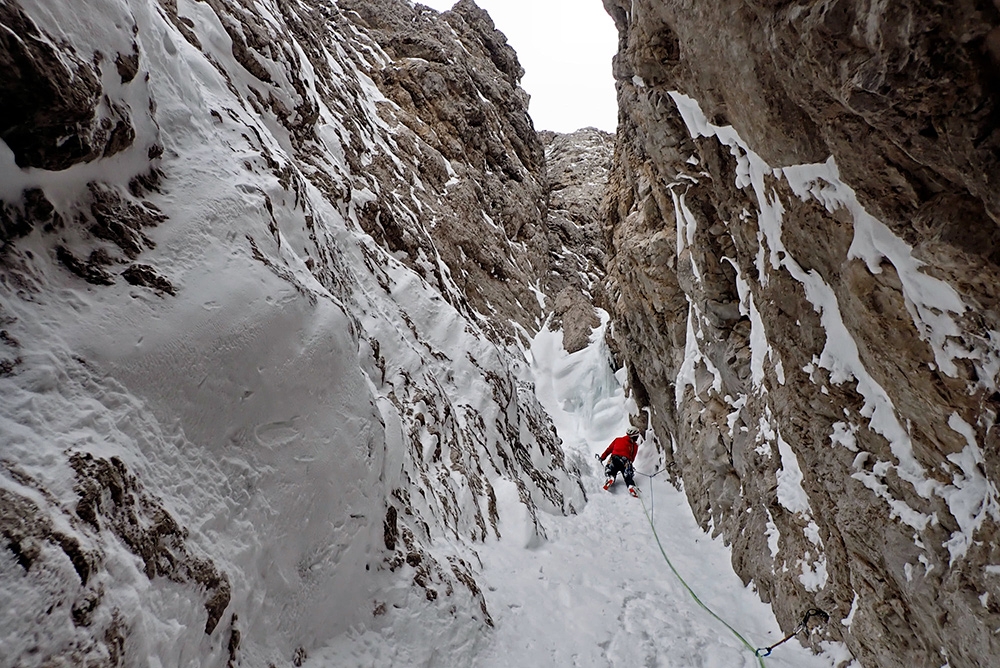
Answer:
(0, 1, 591, 665)
(541, 128, 616, 352)
(339, 0, 552, 339)
(603, 1, 1000, 667)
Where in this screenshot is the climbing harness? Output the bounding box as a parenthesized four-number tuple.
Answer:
(637, 472, 829, 666)
(754, 608, 830, 657)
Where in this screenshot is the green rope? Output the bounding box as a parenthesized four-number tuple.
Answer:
(639, 493, 767, 668)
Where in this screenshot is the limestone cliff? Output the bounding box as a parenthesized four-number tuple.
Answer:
(541, 127, 615, 352)
(602, 1, 1000, 667)
(339, 0, 550, 340)
(0, 1, 589, 665)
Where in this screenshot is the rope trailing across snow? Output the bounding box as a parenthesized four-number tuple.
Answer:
(637, 474, 829, 666)
(638, 490, 767, 668)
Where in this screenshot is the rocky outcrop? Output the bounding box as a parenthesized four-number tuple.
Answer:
(1, 454, 228, 665)
(339, 0, 551, 339)
(603, 1, 1000, 667)
(0, 2, 140, 172)
(338, 2, 615, 347)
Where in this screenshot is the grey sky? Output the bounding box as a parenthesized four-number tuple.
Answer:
(418, 0, 619, 133)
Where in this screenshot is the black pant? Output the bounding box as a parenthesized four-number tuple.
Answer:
(605, 455, 635, 486)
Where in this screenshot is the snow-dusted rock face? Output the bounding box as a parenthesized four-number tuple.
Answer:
(338, 0, 553, 340)
(0, 0, 588, 665)
(602, 1, 1000, 667)
(540, 128, 615, 353)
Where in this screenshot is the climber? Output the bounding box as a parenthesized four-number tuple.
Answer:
(598, 426, 641, 497)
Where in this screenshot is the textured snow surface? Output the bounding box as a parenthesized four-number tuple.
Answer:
(1, 0, 576, 664)
(251, 313, 859, 666)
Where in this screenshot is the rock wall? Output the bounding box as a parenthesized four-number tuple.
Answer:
(602, 1, 1000, 667)
(0, 1, 591, 665)
(339, 0, 551, 340)
(541, 128, 615, 352)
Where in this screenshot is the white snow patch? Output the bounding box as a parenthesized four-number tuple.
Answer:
(798, 550, 828, 593)
(776, 436, 811, 515)
(842, 593, 859, 628)
(765, 508, 781, 559)
(726, 259, 769, 390)
(938, 414, 1000, 564)
(725, 394, 748, 436)
(674, 301, 722, 406)
(830, 421, 859, 452)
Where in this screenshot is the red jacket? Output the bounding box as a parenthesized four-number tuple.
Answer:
(601, 435, 638, 462)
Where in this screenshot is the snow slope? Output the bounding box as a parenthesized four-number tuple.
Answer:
(468, 318, 856, 668)
(295, 314, 857, 667)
